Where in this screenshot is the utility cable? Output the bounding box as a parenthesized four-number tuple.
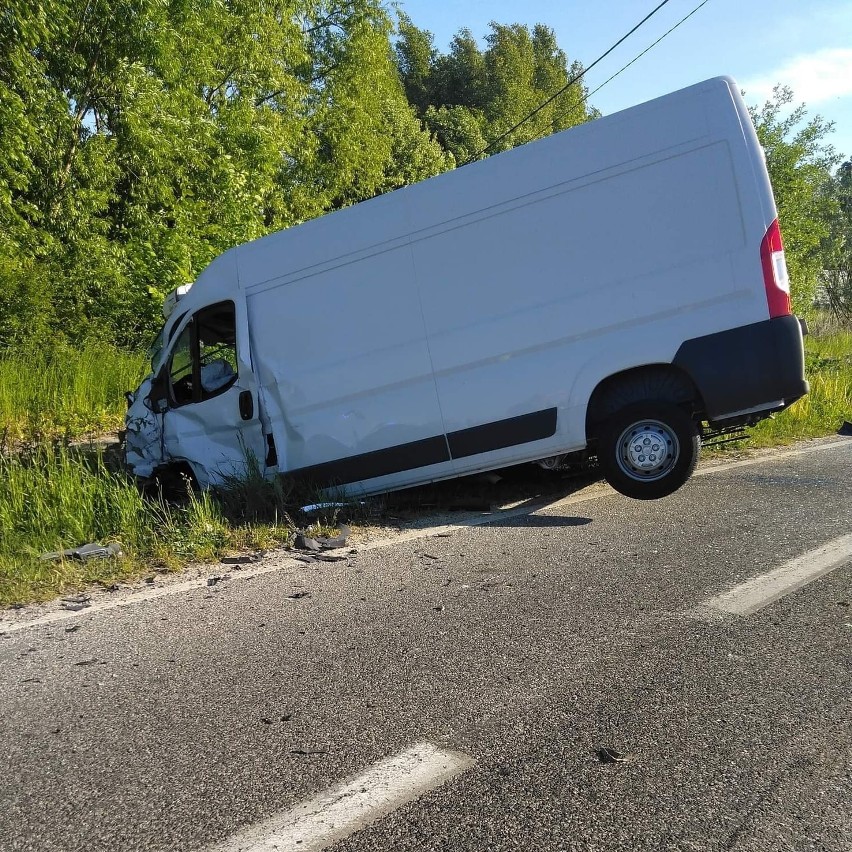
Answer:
(465, 0, 674, 163)
(584, 0, 713, 102)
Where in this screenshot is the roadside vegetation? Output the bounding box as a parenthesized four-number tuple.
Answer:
(1, 4, 851, 606)
(0, 321, 848, 608)
(749, 321, 852, 447)
(0, 436, 319, 607)
(0, 343, 146, 444)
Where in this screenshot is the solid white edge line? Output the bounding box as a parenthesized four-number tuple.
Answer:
(206, 742, 474, 852)
(1, 437, 848, 635)
(693, 532, 852, 619)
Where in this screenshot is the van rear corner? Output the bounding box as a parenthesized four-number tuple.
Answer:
(673, 312, 809, 435)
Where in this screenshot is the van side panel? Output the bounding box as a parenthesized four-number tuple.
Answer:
(412, 139, 753, 468)
(245, 246, 452, 487)
(224, 78, 798, 491)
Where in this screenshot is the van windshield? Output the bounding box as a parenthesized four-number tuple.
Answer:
(147, 323, 167, 371)
(147, 310, 188, 371)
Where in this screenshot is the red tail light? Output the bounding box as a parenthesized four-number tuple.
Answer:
(760, 219, 791, 317)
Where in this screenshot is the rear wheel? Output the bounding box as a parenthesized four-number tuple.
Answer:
(597, 401, 699, 499)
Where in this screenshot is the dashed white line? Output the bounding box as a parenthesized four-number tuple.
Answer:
(692, 532, 852, 619)
(206, 742, 474, 852)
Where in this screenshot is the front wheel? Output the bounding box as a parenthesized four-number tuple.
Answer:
(597, 402, 700, 500)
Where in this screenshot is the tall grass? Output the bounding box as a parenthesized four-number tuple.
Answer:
(748, 329, 852, 446)
(0, 328, 848, 606)
(0, 343, 147, 442)
(0, 444, 293, 606)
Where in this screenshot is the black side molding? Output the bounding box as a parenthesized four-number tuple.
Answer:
(447, 408, 558, 459)
(673, 315, 808, 421)
(289, 435, 450, 487)
(288, 407, 558, 487)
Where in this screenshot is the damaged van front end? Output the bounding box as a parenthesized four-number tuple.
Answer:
(124, 376, 166, 480)
(123, 286, 188, 483)
(122, 264, 269, 490)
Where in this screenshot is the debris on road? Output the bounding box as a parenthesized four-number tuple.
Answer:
(838, 421, 852, 436)
(292, 524, 350, 556)
(287, 591, 311, 600)
(41, 542, 124, 562)
(596, 747, 631, 765)
(221, 553, 267, 566)
(60, 594, 91, 612)
(293, 534, 321, 551)
(292, 553, 346, 564)
(314, 524, 350, 549)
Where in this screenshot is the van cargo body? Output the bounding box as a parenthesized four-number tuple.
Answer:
(125, 76, 808, 500)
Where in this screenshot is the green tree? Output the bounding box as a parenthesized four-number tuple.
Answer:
(820, 160, 852, 321)
(0, 0, 447, 349)
(395, 12, 436, 114)
(748, 85, 841, 316)
(393, 19, 595, 163)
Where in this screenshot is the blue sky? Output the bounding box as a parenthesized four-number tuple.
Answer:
(397, 0, 852, 163)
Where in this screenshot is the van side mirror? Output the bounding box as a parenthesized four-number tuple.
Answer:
(143, 395, 168, 414)
(145, 370, 169, 413)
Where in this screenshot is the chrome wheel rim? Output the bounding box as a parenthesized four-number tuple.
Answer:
(615, 419, 679, 482)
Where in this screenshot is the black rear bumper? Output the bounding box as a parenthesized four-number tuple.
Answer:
(673, 315, 808, 424)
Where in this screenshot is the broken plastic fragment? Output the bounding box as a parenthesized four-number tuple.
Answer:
(293, 524, 350, 552)
(596, 747, 630, 764)
(315, 524, 350, 549)
(41, 542, 124, 562)
(300, 501, 362, 513)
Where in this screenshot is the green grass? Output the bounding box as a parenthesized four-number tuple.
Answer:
(0, 342, 147, 444)
(0, 327, 849, 607)
(747, 328, 852, 447)
(0, 443, 298, 607)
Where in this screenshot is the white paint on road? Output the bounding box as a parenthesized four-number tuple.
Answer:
(206, 742, 474, 852)
(693, 532, 852, 619)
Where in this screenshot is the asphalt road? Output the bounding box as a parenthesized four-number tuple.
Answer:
(2, 439, 851, 852)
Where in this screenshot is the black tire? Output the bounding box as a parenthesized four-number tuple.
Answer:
(597, 401, 700, 500)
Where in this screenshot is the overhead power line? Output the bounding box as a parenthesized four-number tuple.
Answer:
(465, 0, 674, 163)
(585, 0, 713, 101)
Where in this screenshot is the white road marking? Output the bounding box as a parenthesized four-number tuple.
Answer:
(1, 437, 848, 635)
(206, 742, 474, 852)
(693, 532, 852, 619)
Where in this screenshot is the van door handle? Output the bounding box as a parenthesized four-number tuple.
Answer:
(238, 390, 254, 421)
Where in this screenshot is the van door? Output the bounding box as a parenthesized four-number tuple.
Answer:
(159, 300, 266, 487)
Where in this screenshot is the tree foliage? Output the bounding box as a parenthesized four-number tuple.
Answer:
(748, 86, 841, 316)
(10, 5, 846, 355)
(395, 16, 596, 163)
(0, 0, 449, 349)
(819, 159, 852, 320)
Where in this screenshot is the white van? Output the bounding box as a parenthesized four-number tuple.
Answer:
(124, 76, 807, 500)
